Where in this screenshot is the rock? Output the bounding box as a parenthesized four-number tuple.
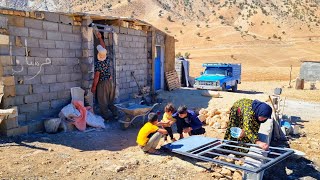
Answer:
(233, 170, 243, 180)
(214, 122, 221, 129)
(44, 118, 61, 133)
(212, 172, 224, 178)
(198, 114, 207, 122)
(48, 148, 54, 152)
(213, 166, 223, 173)
(220, 168, 232, 176)
(221, 122, 228, 129)
(115, 165, 125, 172)
(199, 108, 208, 115)
(235, 160, 244, 166)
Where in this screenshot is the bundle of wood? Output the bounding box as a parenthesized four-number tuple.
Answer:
(198, 107, 231, 129)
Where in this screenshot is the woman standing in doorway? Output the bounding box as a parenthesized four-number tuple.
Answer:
(91, 30, 118, 120)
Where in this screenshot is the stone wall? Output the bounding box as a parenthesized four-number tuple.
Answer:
(300, 61, 320, 81)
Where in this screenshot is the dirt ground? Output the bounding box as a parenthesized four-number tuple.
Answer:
(1, 81, 320, 179)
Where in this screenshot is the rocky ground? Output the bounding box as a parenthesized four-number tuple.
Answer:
(0, 81, 320, 179)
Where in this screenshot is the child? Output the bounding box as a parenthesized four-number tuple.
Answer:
(136, 113, 168, 155)
(161, 103, 177, 142)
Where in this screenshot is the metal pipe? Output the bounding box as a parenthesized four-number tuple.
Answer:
(214, 147, 273, 161)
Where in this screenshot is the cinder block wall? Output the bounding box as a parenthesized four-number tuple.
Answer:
(0, 12, 87, 135)
(300, 62, 320, 81)
(114, 27, 148, 101)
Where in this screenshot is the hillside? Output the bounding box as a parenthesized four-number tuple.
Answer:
(1, 0, 320, 80)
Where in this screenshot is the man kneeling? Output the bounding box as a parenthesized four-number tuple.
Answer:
(136, 113, 168, 155)
(173, 105, 206, 139)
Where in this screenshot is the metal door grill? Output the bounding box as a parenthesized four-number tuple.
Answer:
(164, 136, 294, 173)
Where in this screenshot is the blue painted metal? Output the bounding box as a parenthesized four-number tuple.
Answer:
(164, 136, 218, 153)
(154, 46, 161, 90)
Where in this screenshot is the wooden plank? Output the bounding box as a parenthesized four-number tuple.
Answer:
(165, 70, 180, 91)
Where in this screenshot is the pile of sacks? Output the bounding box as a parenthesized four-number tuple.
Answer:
(198, 107, 231, 129)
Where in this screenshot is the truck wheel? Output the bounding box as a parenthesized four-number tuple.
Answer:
(222, 83, 227, 91)
(232, 82, 238, 92)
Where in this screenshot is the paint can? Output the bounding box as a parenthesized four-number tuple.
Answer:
(292, 125, 300, 135)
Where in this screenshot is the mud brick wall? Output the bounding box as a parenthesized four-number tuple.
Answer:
(0, 13, 83, 129)
(300, 61, 320, 81)
(114, 27, 148, 101)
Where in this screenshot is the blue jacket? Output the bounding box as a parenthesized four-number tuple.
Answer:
(173, 110, 203, 134)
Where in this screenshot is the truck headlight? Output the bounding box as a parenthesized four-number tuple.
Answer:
(216, 81, 220, 86)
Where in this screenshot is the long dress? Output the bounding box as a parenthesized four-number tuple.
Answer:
(224, 98, 260, 145)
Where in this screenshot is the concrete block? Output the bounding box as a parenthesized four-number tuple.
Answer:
(25, 18, 43, 29)
(29, 47, 47, 57)
(43, 21, 58, 31)
(73, 26, 81, 33)
(69, 42, 82, 49)
(112, 26, 120, 33)
(60, 66, 72, 73)
(21, 37, 39, 48)
(63, 49, 76, 57)
(0, 15, 7, 29)
(41, 74, 57, 84)
(42, 92, 58, 101)
(81, 19, 92, 26)
(65, 58, 80, 66)
(33, 84, 49, 94)
(70, 73, 82, 81)
(50, 58, 66, 66)
(48, 49, 62, 58)
(39, 39, 55, 48)
(62, 33, 75, 41)
(55, 41, 70, 49)
(0, 117, 19, 130)
(25, 94, 42, 103)
(1, 125, 28, 137)
(128, 28, 135, 35)
(20, 103, 38, 113)
(75, 50, 82, 58)
(15, 85, 30, 96)
(81, 80, 91, 89)
(1, 76, 15, 86)
(74, 34, 82, 42)
(47, 31, 62, 40)
(49, 83, 65, 92)
(51, 99, 69, 109)
(64, 81, 81, 89)
(23, 76, 41, 85)
(7, 16, 24, 27)
(0, 45, 9, 55)
(27, 120, 44, 133)
(57, 90, 71, 99)
(44, 65, 60, 75)
(18, 114, 27, 122)
(0, 56, 14, 66)
(57, 74, 71, 82)
(81, 27, 93, 42)
(120, 27, 128, 34)
(11, 47, 25, 56)
(0, 34, 9, 45)
(82, 41, 93, 49)
(29, 29, 46, 39)
(39, 101, 50, 111)
(59, 15, 73, 25)
(3, 85, 15, 97)
(73, 65, 81, 73)
(82, 49, 94, 57)
(14, 95, 24, 105)
(28, 66, 44, 76)
(44, 12, 60, 23)
(59, 24, 73, 33)
(9, 26, 29, 37)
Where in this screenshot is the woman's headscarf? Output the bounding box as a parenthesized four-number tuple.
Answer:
(252, 100, 272, 123)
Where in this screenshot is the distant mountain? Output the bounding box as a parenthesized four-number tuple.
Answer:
(1, 0, 320, 48)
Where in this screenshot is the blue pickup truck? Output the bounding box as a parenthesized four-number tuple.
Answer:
(194, 63, 241, 91)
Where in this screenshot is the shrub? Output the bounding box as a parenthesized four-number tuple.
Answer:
(219, 15, 224, 19)
(180, 30, 183, 34)
(197, 32, 201, 36)
(175, 52, 182, 58)
(196, 24, 200, 28)
(185, 52, 191, 58)
(206, 36, 210, 40)
(165, 27, 168, 31)
(273, 34, 277, 38)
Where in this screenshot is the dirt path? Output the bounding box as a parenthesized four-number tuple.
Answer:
(1, 83, 320, 179)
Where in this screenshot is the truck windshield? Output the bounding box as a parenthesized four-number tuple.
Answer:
(204, 68, 226, 76)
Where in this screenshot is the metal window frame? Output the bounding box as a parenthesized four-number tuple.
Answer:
(166, 138, 294, 173)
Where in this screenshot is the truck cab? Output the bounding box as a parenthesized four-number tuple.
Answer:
(194, 63, 241, 91)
